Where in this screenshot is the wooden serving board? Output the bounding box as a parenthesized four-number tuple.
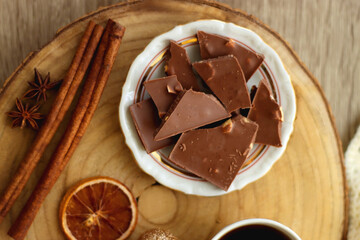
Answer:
(0, 0, 347, 239)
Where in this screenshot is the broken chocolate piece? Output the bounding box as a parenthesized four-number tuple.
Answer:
(154, 89, 230, 141)
(169, 115, 258, 191)
(250, 85, 258, 101)
(129, 99, 174, 153)
(144, 76, 183, 117)
(166, 41, 200, 90)
(240, 85, 258, 117)
(248, 81, 283, 147)
(193, 55, 251, 112)
(197, 31, 264, 81)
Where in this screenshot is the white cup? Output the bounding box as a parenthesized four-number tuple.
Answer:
(211, 218, 301, 240)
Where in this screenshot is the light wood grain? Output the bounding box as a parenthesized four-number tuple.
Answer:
(0, 0, 347, 239)
(0, 0, 358, 148)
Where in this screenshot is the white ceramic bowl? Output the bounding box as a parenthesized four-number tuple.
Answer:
(211, 219, 301, 240)
(119, 20, 296, 196)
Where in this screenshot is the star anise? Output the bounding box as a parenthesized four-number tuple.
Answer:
(6, 98, 43, 130)
(23, 68, 62, 102)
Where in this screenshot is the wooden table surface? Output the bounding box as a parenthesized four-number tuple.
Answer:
(0, 0, 358, 147)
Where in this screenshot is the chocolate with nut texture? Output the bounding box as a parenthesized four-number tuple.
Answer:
(166, 41, 200, 90)
(169, 115, 258, 191)
(197, 31, 264, 81)
(129, 99, 174, 153)
(193, 55, 251, 112)
(144, 76, 183, 117)
(154, 89, 231, 141)
(248, 81, 283, 147)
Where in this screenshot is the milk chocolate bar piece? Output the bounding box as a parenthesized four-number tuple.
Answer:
(240, 85, 258, 117)
(166, 41, 200, 90)
(193, 55, 251, 112)
(169, 115, 258, 191)
(248, 81, 283, 147)
(250, 85, 258, 101)
(129, 99, 174, 153)
(144, 75, 183, 117)
(154, 89, 230, 141)
(197, 31, 264, 81)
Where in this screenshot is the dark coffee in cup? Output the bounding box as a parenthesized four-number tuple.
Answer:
(219, 224, 291, 240)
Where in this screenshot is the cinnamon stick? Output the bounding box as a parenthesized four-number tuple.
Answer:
(0, 21, 103, 224)
(8, 19, 125, 240)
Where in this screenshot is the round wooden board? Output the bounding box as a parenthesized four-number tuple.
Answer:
(0, 0, 348, 239)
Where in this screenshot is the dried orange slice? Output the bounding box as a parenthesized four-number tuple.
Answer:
(59, 176, 138, 240)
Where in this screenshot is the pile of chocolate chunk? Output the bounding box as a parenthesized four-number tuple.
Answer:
(129, 31, 283, 191)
